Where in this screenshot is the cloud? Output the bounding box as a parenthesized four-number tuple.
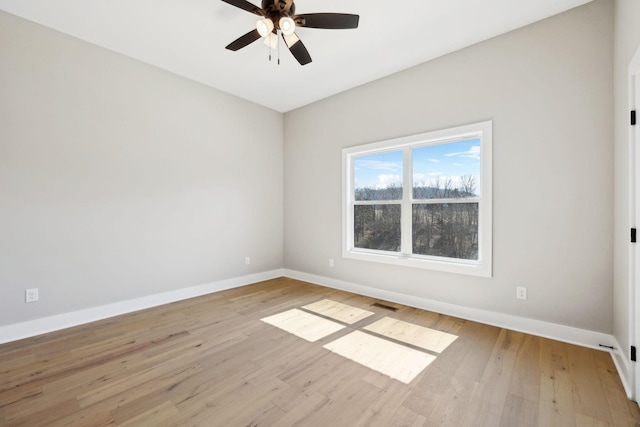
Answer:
(444, 145, 480, 160)
(413, 173, 428, 183)
(375, 174, 402, 189)
(428, 158, 439, 163)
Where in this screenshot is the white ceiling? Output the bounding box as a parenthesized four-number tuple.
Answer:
(0, 0, 592, 112)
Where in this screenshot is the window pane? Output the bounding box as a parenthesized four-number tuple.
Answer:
(412, 139, 480, 199)
(354, 151, 403, 201)
(354, 204, 401, 251)
(412, 203, 478, 260)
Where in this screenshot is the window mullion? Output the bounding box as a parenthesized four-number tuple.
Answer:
(347, 154, 355, 251)
(401, 147, 412, 255)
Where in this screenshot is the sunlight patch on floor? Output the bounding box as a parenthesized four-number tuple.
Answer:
(323, 331, 436, 384)
(302, 299, 374, 324)
(261, 302, 459, 384)
(261, 309, 345, 342)
(363, 317, 458, 353)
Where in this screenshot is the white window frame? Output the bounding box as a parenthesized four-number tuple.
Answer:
(342, 121, 492, 277)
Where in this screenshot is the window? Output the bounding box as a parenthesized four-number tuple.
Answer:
(342, 121, 492, 277)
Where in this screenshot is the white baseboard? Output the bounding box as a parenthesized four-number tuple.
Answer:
(0, 269, 284, 345)
(2, 268, 633, 401)
(611, 337, 634, 399)
(0, 268, 624, 382)
(283, 269, 616, 352)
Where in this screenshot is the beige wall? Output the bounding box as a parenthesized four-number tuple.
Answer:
(0, 0, 621, 342)
(0, 11, 284, 326)
(284, 0, 614, 333)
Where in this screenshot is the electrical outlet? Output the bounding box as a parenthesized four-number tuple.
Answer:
(516, 287, 527, 301)
(329, 258, 334, 267)
(245, 256, 250, 265)
(25, 288, 39, 303)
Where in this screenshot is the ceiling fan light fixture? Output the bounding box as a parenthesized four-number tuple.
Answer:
(256, 18, 274, 37)
(263, 32, 278, 49)
(223, 0, 359, 66)
(279, 17, 296, 36)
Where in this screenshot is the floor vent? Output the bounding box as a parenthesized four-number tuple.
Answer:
(372, 302, 399, 311)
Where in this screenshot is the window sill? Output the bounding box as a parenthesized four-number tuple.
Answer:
(342, 249, 492, 278)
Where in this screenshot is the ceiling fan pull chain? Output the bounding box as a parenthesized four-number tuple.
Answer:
(277, 31, 281, 65)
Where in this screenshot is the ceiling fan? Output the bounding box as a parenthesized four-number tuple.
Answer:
(221, 0, 359, 66)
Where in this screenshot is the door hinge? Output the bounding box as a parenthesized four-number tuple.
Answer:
(632, 110, 637, 126)
(632, 228, 637, 243)
(632, 346, 637, 362)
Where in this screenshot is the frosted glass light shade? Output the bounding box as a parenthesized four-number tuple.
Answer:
(263, 32, 278, 49)
(279, 17, 295, 36)
(256, 18, 274, 37)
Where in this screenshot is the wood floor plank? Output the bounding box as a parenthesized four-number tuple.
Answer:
(0, 349, 34, 372)
(4, 397, 80, 427)
(296, 380, 383, 427)
(574, 412, 614, 427)
(243, 403, 287, 427)
(277, 350, 355, 397)
(595, 350, 625, 391)
(399, 371, 445, 418)
(508, 334, 542, 403)
(454, 321, 502, 382)
(352, 382, 413, 427)
(602, 379, 640, 426)
(567, 344, 614, 424)
(0, 278, 637, 427)
(39, 351, 147, 408)
(0, 384, 43, 417)
(109, 351, 242, 424)
(270, 390, 330, 427)
(82, 361, 204, 415)
(538, 370, 576, 427)
(387, 406, 427, 427)
(118, 401, 179, 427)
(460, 329, 524, 426)
(499, 393, 538, 427)
(425, 374, 477, 426)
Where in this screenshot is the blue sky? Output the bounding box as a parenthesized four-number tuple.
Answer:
(354, 138, 480, 190)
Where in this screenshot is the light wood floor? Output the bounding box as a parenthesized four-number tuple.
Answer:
(1, 278, 639, 426)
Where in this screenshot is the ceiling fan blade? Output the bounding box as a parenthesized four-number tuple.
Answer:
(283, 32, 312, 65)
(220, 0, 264, 16)
(294, 13, 359, 29)
(226, 29, 262, 51)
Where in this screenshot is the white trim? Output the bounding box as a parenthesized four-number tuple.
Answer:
(0, 268, 628, 396)
(628, 44, 640, 404)
(283, 269, 616, 352)
(612, 336, 634, 399)
(0, 269, 284, 345)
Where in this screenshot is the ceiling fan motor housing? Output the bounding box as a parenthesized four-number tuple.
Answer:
(262, 0, 295, 21)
